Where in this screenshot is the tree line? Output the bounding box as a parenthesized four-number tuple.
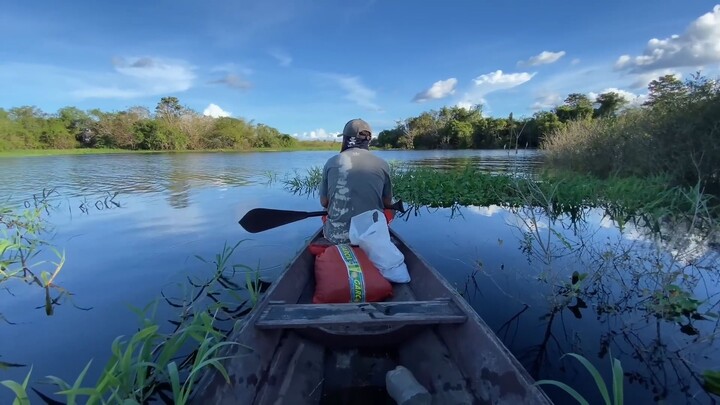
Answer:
(0, 97, 308, 151)
(544, 73, 720, 195)
(374, 80, 646, 150)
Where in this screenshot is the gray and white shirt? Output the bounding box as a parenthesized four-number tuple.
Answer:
(319, 148, 392, 244)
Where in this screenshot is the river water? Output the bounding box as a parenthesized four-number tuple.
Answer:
(1, 149, 718, 404)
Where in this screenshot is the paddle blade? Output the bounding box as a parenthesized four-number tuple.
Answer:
(239, 208, 327, 233)
(391, 199, 407, 213)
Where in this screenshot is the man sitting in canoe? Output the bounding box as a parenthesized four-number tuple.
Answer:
(319, 118, 394, 244)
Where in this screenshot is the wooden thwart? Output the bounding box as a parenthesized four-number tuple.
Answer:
(255, 299, 468, 329)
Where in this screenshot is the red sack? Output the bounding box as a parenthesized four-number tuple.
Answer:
(311, 244, 393, 304)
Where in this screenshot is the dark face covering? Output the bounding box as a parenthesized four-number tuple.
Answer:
(340, 133, 371, 152)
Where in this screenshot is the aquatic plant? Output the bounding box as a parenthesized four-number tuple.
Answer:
(0, 190, 74, 321)
(1, 239, 267, 404)
(536, 352, 624, 405)
(280, 163, 719, 227)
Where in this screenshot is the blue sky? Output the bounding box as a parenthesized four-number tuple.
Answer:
(1, 0, 719, 139)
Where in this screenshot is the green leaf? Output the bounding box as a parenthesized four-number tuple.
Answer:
(0, 380, 30, 405)
(703, 370, 720, 396)
(612, 357, 624, 405)
(561, 353, 611, 405)
(535, 380, 590, 405)
(167, 362, 182, 403)
(1, 366, 32, 405)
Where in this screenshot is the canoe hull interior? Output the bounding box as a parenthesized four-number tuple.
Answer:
(190, 229, 553, 404)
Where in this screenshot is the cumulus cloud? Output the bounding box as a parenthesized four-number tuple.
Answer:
(629, 69, 682, 89)
(615, 5, 720, 73)
(203, 103, 231, 118)
(473, 70, 535, 91)
(518, 51, 566, 66)
(531, 93, 563, 110)
(325, 74, 381, 111)
(412, 78, 458, 102)
(268, 49, 292, 67)
(292, 128, 341, 140)
(73, 56, 195, 99)
(587, 87, 647, 108)
(458, 70, 535, 108)
(209, 73, 252, 90)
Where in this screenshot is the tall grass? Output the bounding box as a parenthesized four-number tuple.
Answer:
(543, 74, 720, 196)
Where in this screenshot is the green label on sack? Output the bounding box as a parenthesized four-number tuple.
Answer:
(336, 244, 366, 302)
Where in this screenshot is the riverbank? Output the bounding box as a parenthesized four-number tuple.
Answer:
(0, 143, 340, 158)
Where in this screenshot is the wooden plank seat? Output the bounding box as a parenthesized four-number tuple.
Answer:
(255, 299, 468, 329)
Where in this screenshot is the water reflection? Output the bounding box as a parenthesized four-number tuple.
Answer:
(454, 202, 720, 403)
(384, 149, 544, 174)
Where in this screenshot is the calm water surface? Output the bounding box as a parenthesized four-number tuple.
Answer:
(1, 149, 718, 404)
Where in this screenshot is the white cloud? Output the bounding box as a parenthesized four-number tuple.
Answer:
(615, 5, 720, 73)
(466, 205, 506, 217)
(203, 103, 231, 118)
(531, 93, 562, 110)
(413, 78, 458, 102)
(292, 128, 341, 140)
(268, 49, 292, 67)
(571, 58, 581, 65)
(629, 69, 682, 89)
(73, 56, 195, 99)
(325, 74, 381, 111)
(458, 69, 535, 108)
(473, 70, 536, 90)
(456, 101, 483, 111)
(519, 51, 566, 66)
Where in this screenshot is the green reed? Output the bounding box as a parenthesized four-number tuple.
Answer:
(2, 239, 264, 404)
(536, 352, 624, 405)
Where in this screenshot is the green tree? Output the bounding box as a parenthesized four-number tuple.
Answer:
(643, 74, 688, 108)
(533, 111, 563, 139)
(155, 97, 184, 123)
(555, 93, 594, 122)
(594, 92, 628, 118)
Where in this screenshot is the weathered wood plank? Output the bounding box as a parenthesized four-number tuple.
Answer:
(255, 300, 467, 329)
(256, 334, 325, 405)
(400, 330, 476, 404)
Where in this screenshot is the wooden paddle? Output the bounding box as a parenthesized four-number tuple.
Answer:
(239, 200, 406, 233)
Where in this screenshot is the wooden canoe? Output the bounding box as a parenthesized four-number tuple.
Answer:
(190, 228, 553, 404)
